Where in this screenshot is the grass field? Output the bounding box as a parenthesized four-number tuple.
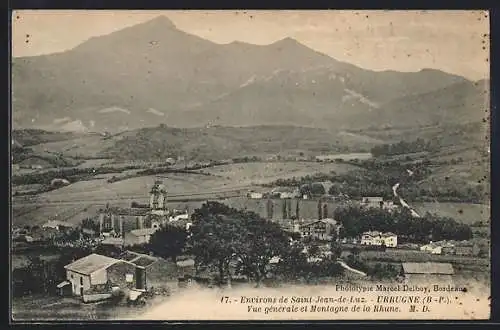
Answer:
(413, 202, 490, 224)
(357, 249, 489, 267)
(29, 135, 116, 158)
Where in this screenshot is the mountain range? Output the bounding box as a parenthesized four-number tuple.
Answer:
(12, 15, 488, 133)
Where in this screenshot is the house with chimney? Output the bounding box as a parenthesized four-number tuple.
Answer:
(299, 218, 341, 241)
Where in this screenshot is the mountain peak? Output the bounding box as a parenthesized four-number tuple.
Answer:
(142, 15, 177, 29)
(273, 37, 300, 46)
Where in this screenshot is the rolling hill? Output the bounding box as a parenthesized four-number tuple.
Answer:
(12, 15, 471, 133)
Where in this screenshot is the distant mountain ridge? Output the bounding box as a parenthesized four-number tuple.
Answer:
(12, 15, 481, 133)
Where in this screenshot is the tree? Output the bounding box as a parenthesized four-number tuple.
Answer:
(276, 241, 308, 280)
(149, 224, 188, 262)
(235, 215, 290, 286)
(190, 202, 243, 285)
(329, 231, 342, 260)
(189, 202, 290, 287)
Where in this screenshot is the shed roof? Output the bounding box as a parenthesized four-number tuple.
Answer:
(64, 253, 121, 275)
(402, 262, 454, 275)
(120, 250, 158, 267)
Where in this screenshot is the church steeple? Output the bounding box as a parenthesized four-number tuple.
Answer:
(150, 179, 168, 215)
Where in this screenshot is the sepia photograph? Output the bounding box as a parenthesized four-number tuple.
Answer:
(10, 10, 490, 321)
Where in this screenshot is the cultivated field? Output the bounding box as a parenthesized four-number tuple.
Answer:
(201, 161, 358, 185)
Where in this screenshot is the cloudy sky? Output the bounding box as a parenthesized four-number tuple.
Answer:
(12, 10, 489, 80)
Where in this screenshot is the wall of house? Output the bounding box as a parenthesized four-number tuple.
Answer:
(107, 262, 137, 290)
(66, 270, 91, 296)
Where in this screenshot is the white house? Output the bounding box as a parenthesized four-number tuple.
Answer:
(420, 241, 455, 255)
(169, 212, 189, 222)
(247, 192, 263, 199)
(360, 231, 398, 248)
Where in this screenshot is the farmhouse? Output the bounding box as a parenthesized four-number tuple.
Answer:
(401, 262, 454, 285)
(62, 253, 138, 297)
(247, 191, 264, 199)
(299, 218, 340, 241)
(360, 231, 398, 248)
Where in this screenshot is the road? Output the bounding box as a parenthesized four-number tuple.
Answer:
(336, 259, 367, 277)
(392, 182, 421, 218)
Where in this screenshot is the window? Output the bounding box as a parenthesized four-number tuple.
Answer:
(80, 277, 83, 285)
(126, 274, 134, 283)
(71, 274, 74, 279)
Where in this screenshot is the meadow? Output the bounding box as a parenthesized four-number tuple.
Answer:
(412, 202, 490, 224)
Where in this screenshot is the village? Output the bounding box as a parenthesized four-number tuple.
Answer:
(11, 176, 488, 318)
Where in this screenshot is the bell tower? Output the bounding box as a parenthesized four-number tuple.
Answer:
(150, 179, 168, 216)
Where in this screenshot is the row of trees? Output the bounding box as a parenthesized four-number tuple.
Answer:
(370, 138, 439, 157)
(335, 206, 473, 243)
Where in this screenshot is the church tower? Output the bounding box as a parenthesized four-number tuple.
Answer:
(149, 179, 168, 216)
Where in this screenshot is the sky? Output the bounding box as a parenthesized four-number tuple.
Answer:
(11, 10, 490, 80)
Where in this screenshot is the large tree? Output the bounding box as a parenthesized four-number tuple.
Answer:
(235, 213, 290, 285)
(148, 223, 188, 262)
(190, 202, 243, 284)
(189, 202, 290, 286)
